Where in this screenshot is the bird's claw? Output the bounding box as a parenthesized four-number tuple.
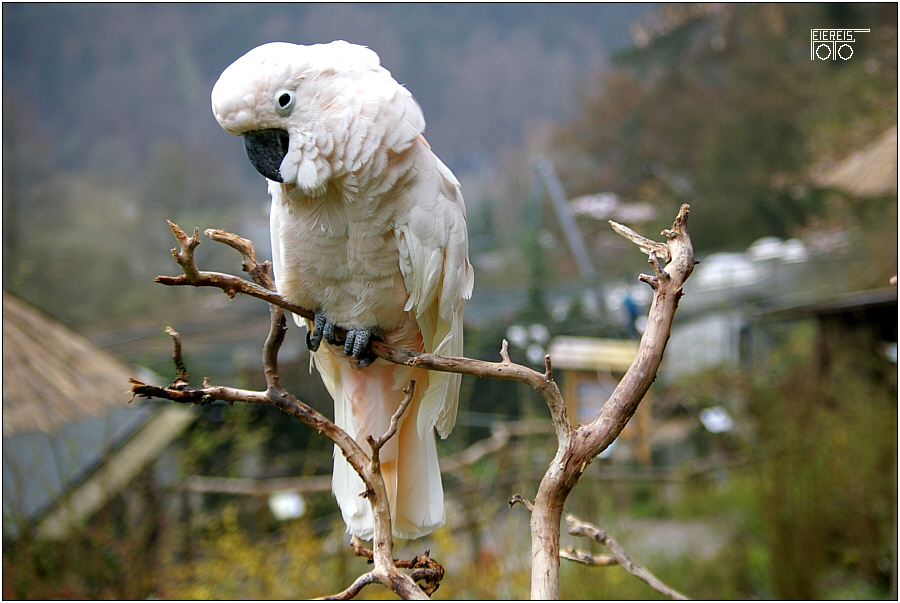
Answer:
(306, 310, 330, 352)
(344, 327, 382, 368)
(305, 310, 381, 368)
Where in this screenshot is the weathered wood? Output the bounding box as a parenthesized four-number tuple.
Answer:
(528, 205, 695, 599)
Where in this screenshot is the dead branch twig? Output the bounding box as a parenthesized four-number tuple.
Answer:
(565, 515, 689, 600)
(156, 221, 565, 402)
(131, 327, 431, 600)
(157, 221, 313, 320)
(528, 204, 695, 599)
(164, 326, 188, 383)
(560, 547, 616, 566)
(508, 494, 535, 513)
(317, 571, 380, 601)
(369, 382, 416, 454)
(608, 220, 670, 261)
(347, 538, 444, 597)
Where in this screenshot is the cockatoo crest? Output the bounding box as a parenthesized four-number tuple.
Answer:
(212, 41, 425, 197)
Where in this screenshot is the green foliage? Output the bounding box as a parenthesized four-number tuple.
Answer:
(746, 333, 897, 599)
(154, 509, 534, 600)
(8, 334, 894, 600)
(158, 510, 362, 599)
(428, 525, 532, 600)
(179, 404, 272, 478)
(664, 323, 897, 600)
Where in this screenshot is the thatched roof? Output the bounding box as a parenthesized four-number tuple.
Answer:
(813, 127, 898, 198)
(3, 292, 134, 435)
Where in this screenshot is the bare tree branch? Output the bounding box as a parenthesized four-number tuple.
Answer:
(560, 547, 616, 567)
(528, 204, 695, 599)
(135, 205, 695, 600)
(368, 382, 416, 454)
(608, 219, 670, 261)
(204, 227, 274, 287)
(357, 383, 431, 601)
(156, 221, 314, 320)
(565, 515, 689, 600)
(133, 223, 443, 600)
(164, 326, 189, 383)
(317, 571, 380, 601)
(508, 494, 535, 513)
(131, 328, 433, 600)
(156, 222, 566, 403)
(345, 538, 444, 597)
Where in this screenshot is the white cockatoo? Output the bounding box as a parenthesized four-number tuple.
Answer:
(211, 41, 473, 540)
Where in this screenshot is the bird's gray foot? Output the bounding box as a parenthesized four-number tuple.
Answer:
(343, 327, 383, 368)
(305, 310, 381, 368)
(306, 310, 332, 352)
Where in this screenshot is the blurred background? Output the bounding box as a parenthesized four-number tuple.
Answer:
(2, 3, 896, 599)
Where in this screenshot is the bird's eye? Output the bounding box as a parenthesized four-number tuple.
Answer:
(274, 89, 295, 116)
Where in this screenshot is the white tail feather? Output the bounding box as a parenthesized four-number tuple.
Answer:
(315, 341, 445, 540)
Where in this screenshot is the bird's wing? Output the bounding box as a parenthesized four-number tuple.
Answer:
(395, 137, 474, 438)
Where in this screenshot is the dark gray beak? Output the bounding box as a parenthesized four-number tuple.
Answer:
(242, 129, 290, 182)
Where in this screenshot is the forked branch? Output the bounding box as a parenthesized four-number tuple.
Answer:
(564, 515, 689, 600)
(132, 224, 436, 600)
(134, 205, 695, 600)
(527, 204, 695, 599)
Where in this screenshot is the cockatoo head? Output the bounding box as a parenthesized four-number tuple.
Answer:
(211, 41, 424, 195)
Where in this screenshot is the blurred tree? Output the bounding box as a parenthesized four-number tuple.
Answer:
(747, 324, 897, 598)
(554, 3, 898, 251)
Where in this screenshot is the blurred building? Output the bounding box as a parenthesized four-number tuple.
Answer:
(748, 286, 898, 377)
(547, 336, 652, 464)
(2, 291, 196, 539)
(662, 125, 898, 381)
(812, 126, 897, 199)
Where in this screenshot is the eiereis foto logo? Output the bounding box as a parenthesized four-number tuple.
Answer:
(810, 29, 870, 60)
